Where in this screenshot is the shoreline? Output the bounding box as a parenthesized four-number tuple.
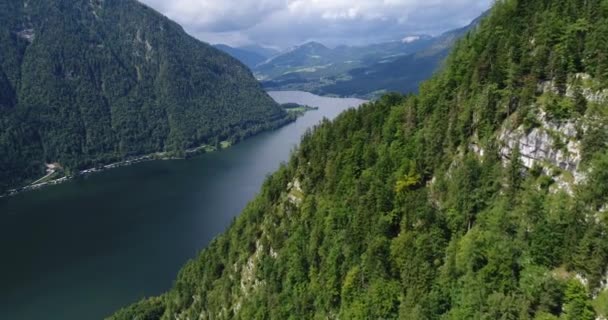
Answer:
(0, 108, 315, 200)
(1, 152, 183, 199)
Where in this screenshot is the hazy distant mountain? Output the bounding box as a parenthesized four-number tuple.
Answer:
(315, 14, 486, 98)
(255, 37, 434, 80)
(315, 49, 450, 98)
(239, 44, 280, 59)
(213, 44, 267, 68)
(419, 12, 488, 57)
(254, 42, 338, 79)
(257, 15, 484, 98)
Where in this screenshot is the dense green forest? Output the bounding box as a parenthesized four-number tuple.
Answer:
(0, 0, 290, 192)
(111, 0, 608, 319)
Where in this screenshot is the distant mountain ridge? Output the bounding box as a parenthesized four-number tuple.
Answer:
(239, 44, 280, 59)
(0, 0, 291, 191)
(255, 41, 338, 78)
(213, 44, 268, 68)
(255, 14, 485, 98)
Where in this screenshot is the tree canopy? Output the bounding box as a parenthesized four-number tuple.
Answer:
(0, 0, 290, 191)
(110, 0, 608, 319)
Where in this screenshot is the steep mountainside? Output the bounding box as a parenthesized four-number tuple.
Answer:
(111, 1, 608, 319)
(0, 0, 290, 192)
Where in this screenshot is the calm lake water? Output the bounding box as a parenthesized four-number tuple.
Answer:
(0, 91, 366, 320)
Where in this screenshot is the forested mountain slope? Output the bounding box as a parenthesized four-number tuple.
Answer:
(0, 0, 290, 192)
(111, 0, 608, 319)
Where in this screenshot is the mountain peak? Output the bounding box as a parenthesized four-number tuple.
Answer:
(238, 44, 280, 59)
(299, 41, 329, 50)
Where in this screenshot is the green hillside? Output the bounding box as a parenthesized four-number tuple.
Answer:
(110, 0, 608, 319)
(0, 0, 291, 192)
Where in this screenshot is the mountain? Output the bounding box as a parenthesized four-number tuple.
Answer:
(255, 37, 435, 83)
(255, 37, 436, 79)
(313, 15, 485, 98)
(418, 11, 488, 57)
(111, 0, 608, 319)
(254, 42, 337, 79)
(314, 49, 449, 97)
(257, 18, 481, 98)
(239, 44, 280, 59)
(213, 44, 267, 69)
(0, 0, 292, 192)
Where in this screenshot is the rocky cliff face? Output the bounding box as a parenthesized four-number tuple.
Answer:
(496, 74, 608, 193)
(500, 112, 581, 172)
(499, 111, 584, 192)
(540, 74, 608, 104)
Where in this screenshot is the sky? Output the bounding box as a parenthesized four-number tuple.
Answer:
(139, 0, 493, 49)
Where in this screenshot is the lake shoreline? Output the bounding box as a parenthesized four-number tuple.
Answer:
(0, 90, 368, 320)
(1, 92, 366, 200)
(1, 110, 311, 200)
(2, 150, 189, 199)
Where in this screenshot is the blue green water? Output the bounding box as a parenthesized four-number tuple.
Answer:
(0, 92, 366, 319)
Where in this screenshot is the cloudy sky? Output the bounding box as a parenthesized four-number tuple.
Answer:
(139, 0, 493, 49)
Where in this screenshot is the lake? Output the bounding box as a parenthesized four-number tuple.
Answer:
(0, 91, 367, 320)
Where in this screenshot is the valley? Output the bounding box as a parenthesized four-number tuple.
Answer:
(216, 13, 485, 99)
(3, 1, 608, 320)
(111, 1, 608, 319)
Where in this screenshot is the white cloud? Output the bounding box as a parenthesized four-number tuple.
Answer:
(139, 0, 493, 47)
(141, 0, 284, 32)
(402, 35, 421, 43)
